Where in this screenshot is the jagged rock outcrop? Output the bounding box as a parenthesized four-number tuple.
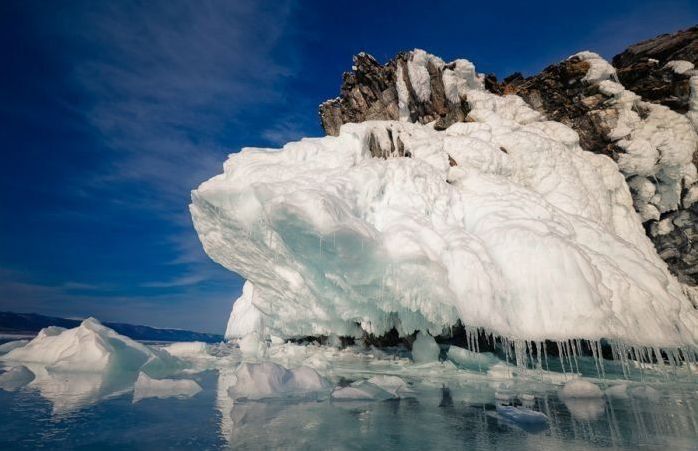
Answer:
(491, 56, 619, 158)
(319, 27, 698, 285)
(319, 50, 472, 136)
(613, 25, 698, 114)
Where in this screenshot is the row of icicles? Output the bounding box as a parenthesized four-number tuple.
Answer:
(459, 326, 697, 381)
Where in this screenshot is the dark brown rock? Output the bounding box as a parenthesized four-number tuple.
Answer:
(612, 25, 698, 114)
(319, 51, 470, 136)
(501, 57, 620, 157)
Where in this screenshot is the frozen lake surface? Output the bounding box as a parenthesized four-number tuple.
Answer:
(1, 337, 697, 450)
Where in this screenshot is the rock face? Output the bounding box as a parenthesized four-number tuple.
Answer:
(494, 56, 619, 158)
(319, 50, 472, 136)
(318, 27, 698, 285)
(613, 25, 698, 114)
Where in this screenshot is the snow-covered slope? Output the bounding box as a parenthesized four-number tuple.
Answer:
(191, 52, 698, 350)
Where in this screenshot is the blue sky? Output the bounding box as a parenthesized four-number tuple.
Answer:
(1, 0, 697, 333)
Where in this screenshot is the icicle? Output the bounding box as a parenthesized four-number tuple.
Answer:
(596, 340, 606, 379)
(569, 339, 580, 374)
(557, 341, 567, 376)
(590, 339, 601, 379)
(542, 341, 550, 372)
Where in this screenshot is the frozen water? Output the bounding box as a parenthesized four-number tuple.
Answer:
(1, 340, 696, 449)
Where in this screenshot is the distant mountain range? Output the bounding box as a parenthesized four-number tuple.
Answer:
(0, 311, 223, 343)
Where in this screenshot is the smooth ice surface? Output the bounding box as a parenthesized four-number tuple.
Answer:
(132, 372, 201, 402)
(192, 51, 698, 348)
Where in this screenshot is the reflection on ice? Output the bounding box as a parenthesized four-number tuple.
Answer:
(22, 364, 136, 415)
(0, 332, 696, 449)
(132, 372, 201, 403)
(0, 366, 34, 391)
(207, 342, 698, 450)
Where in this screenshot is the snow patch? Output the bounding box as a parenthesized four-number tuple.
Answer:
(664, 60, 695, 75)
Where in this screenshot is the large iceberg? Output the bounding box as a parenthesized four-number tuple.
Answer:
(1, 318, 180, 375)
(0, 318, 186, 413)
(190, 51, 698, 351)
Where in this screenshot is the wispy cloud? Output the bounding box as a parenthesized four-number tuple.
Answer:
(0, 1, 304, 331)
(65, 0, 302, 291)
(68, 0, 299, 205)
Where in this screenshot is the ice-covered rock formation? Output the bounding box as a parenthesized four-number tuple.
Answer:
(318, 28, 698, 286)
(191, 45, 698, 353)
(491, 28, 698, 285)
(319, 50, 475, 135)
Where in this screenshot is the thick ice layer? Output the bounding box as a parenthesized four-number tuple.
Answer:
(191, 54, 698, 348)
